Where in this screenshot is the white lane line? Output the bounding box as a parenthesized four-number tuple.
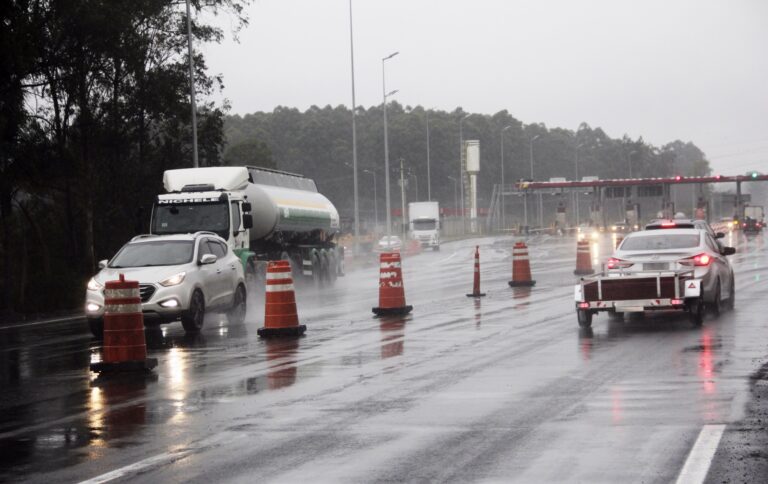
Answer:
(0, 315, 83, 330)
(675, 424, 726, 484)
(77, 449, 193, 484)
(437, 251, 459, 263)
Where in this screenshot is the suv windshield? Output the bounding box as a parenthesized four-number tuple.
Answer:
(153, 202, 229, 240)
(622, 234, 700, 251)
(110, 241, 194, 268)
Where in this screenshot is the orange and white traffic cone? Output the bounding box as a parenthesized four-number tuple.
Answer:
(90, 274, 157, 373)
(372, 251, 413, 316)
(466, 246, 486, 297)
(508, 241, 536, 287)
(258, 260, 306, 337)
(574, 239, 594, 275)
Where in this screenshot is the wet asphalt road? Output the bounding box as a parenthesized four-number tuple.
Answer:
(1, 231, 767, 483)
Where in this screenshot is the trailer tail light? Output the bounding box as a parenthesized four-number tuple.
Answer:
(578, 302, 590, 309)
(680, 253, 712, 267)
(607, 257, 633, 269)
(671, 299, 684, 305)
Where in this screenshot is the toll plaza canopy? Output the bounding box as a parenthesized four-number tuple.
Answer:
(517, 173, 768, 190)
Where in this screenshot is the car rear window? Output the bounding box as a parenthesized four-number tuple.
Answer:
(621, 234, 700, 251)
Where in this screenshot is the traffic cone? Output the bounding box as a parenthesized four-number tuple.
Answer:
(258, 260, 306, 337)
(372, 251, 413, 316)
(574, 239, 594, 275)
(90, 274, 158, 373)
(508, 241, 536, 287)
(466, 246, 486, 297)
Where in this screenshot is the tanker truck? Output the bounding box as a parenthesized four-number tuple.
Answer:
(149, 166, 343, 286)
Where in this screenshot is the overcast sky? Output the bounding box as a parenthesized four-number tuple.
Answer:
(203, 0, 768, 176)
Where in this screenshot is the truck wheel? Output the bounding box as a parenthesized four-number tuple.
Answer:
(577, 309, 592, 328)
(311, 253, 322, 287)
(181, 290, 205, 333)
(689, 299, 704, 327)
(327, 252, 338, 284)
(88, 318, 104, 339)
(227, 284, 246, 324)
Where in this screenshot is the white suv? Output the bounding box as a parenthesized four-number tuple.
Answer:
(85, 232, 246, 337)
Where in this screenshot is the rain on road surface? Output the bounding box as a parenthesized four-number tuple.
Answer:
(1, 232, 767, 483)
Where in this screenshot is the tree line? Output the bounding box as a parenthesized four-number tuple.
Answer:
(0, 0, 245, 318)
(224, 104, 711, 225)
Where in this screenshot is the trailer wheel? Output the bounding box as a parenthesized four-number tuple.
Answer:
(689, 299, 704, 327)
(577, 309, 592, 328)
(311, 252, 322, 287)
(327, 251, 338, 284)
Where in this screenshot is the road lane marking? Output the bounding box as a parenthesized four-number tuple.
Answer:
(0, 315, 83, 330)
(675, 424, 726, 484)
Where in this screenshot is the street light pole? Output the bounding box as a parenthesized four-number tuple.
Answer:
(426, 111, 431, 201)
(382, 51, 399, 239)
(574, 142, 585, 226)
(185, 0, 199, 168)
(500, 125, 512, 231)
(525, 134, 540, 228)
(348, 0, 360, 256)
(459, 114, 471, 234)
(447, 175, 459, 227)
(399, 158, 407, 240)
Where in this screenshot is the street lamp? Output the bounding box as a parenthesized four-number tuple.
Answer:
(525, 134, 540, 227)
(348, 0, 360, 256)
(382, 51, 399, 239)
(459, 113, 472, 233)
(500, 125, 513, 231)
(574, 142, 585, 226)
(362, 169, 378, 234)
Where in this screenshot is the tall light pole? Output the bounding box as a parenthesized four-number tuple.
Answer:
(348, 0, 360, 255)
(447, 176, 459, 224)
(525, 134, 540, 227)
(408, 170, 419, 201)
(399, 158, 407, 240)
(363, 169, 378, 232)
(185, 0, 199, 167)
(459, 113, 472, 233)
(382, 51, 399, 239)
(426, 111, 431, 201)
(627, 150, 638, 178)
(500, 125, 512, 231)
(574, 142, 585, 226)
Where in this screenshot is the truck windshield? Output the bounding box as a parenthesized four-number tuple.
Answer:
(152, 202, 230, 240)
(413, 219, 436, 230)
(110, 241, 194, 268)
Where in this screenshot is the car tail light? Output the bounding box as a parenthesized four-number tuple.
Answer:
(661, 222, 676, 227)
(607, 257, 633, 269)
(680, 253, 712, 267)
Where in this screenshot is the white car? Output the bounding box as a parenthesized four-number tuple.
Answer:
(85, 232, 246, 337)
(375, 235, 403, 253)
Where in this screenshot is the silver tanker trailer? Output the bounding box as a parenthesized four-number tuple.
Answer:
(149, 166, 343, 287)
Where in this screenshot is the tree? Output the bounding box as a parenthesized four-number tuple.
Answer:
(224, 139, 274, 168)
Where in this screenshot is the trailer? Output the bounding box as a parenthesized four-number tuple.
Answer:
(574, 268, 704, 327)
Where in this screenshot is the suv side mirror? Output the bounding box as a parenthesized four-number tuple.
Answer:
(715, 232, 725, 239)
(721, 246, 736, 256)
(199, 254, 217, 265)
(242, 214, 253, 229)
(98, 259, 108, 269)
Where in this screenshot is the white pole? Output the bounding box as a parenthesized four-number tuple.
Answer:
(185, 0, 198, 168)
(348, 0, 359, 255)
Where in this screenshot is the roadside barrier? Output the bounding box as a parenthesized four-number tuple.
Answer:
(258, 260, 306, 337)
(372, 251, 413, 316)
(574, 239, 594, 275)
(508, 241, 536, 287)
(90, 274, 157, 373)
(466, 246, 486, 297)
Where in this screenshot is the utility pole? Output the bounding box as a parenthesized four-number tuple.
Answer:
(348, 0, 360, 255)
(400, 158, 407, 240)
(426, 111, 431, 201)
(185, 0, 199, 167)
(382, 52, 398, 239)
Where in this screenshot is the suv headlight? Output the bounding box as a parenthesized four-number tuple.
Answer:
(87, 277, 102, 291)
(160, 272, 186, 287)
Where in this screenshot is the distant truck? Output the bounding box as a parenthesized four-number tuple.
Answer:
(150, 166, 343, 286)
(408, 201, 440, 250)
(743, 205, 765, 233)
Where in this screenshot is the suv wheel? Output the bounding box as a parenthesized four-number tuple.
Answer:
(710, 281, 722, 317)
(181, 290, 205, 333)
(227, 284, 247, 324)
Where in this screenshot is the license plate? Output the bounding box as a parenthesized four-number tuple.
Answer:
(644, 262, 669, 270)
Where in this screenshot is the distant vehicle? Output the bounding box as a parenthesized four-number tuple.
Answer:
(151, 166, 343, 288)
(577, 228, 736, 327)
(577, 224, 600, 241)
(408, 201, 440, 250)
(743, 205, 765, 234)
(610, 221, 631, 233)
(645, 218, 725, 241)
(376, 235, 403, 253)
(85, 232, 247, 337)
